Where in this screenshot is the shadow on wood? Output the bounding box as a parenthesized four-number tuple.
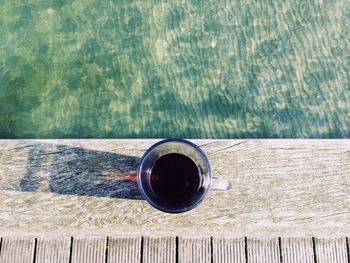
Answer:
(17, 143, 143, 200)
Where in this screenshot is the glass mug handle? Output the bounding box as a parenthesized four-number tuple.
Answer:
(211, 176, 231, 191)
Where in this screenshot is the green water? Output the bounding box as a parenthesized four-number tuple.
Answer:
(0, 0, 349, 138)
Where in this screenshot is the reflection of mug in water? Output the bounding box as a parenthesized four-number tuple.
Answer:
(137, 138, 230, 213)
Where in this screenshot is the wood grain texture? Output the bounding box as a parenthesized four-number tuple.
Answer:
(71, 237, 106, 263)
(35, 237, 71, 263)
(280, 237, 314, 263)
(0, 237, 34, 263)
(0, 139, 349, 236)
(107, 236, 141, 263)
(247, 238, 280, 263)
(314, 237, 348, 263)
(178, 237, 211, 263)
(143, 236, 176, 263)
(212, 237, 245, 263)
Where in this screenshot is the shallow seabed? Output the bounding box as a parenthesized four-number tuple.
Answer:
(0, 0, 349, 138)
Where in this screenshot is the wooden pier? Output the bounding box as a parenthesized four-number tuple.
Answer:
(0, 139, 349, 262)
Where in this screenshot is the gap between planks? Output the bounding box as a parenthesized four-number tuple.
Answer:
(0, 236, 350, 263)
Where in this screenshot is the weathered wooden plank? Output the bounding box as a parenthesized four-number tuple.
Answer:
(107, 236, 141, 263)
(143, 236, 176, 263)
(35, 237, 71, 263)
(0, 139, 350, 236)
(212, 237, 245, 263)
(178, 236, 211, 263)
(71, 237, 106, 263)
(314, 237, 348, 263)
(0, 237, 34, 263)
(280, 237, 314, 263)
(247, 238, 280, 263)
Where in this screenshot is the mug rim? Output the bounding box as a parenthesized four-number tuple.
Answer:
(137, 138, 212, 213)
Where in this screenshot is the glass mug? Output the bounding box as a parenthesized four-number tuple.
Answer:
(137, 138, 231, 213)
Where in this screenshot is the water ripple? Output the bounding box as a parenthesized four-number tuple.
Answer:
(0, 0, 349, 138)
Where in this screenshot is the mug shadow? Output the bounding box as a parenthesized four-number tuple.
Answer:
(18, 143, 144, 200)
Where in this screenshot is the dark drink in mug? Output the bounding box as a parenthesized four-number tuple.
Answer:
(150, 153, 201, 205)
(137, 138, 230, 213)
